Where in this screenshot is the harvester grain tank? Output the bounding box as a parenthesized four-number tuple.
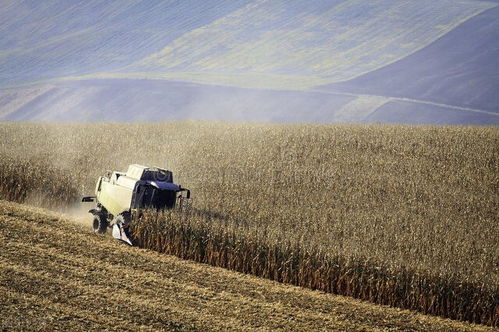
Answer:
(82, 164, 190, 245)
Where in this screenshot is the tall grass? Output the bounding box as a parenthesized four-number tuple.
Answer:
(0, 122, 497, 325)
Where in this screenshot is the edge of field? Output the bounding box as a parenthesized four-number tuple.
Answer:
(0, 200, 493, 331)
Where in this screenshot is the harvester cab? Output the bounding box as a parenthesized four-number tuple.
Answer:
(82, 164, 190, 245)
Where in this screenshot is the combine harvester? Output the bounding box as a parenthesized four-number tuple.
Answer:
(82, 164, 190, 245)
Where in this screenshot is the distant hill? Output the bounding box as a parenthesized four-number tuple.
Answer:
(0, 0, 251, 85)
(0, 0, 498, 124)
(322, 6, 499, 113)
(0, 79, 355, 122)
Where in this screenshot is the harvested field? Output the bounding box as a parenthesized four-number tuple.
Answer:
(0, 122, 497, 326)
(0, 200, 494, 331)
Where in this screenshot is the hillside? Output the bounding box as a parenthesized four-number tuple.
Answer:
(0, 80, 355, 122)
(0, 0, 251, 85)
(2, 79, 498, 124)
(324, 6, 499, 113)
(2, 200, 492, 331)
(0, 0, 498, 124)
(2, 0, 493, 88)
(0, 122, 497, 326)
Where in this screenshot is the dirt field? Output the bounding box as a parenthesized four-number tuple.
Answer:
(0, 199, 492, 331)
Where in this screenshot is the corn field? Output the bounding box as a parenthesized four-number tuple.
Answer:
(132, 209, 497, 325)
(0, 122, 497, 326)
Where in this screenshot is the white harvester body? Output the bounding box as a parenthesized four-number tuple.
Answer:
(83, 164, 190, 245)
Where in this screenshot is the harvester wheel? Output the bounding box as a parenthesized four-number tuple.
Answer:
(92, 214, 108, 234)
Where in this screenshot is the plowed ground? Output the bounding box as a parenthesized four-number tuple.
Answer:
(0, 200, 492, 331)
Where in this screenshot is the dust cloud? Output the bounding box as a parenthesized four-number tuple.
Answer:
(62, 202, 94, 228)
